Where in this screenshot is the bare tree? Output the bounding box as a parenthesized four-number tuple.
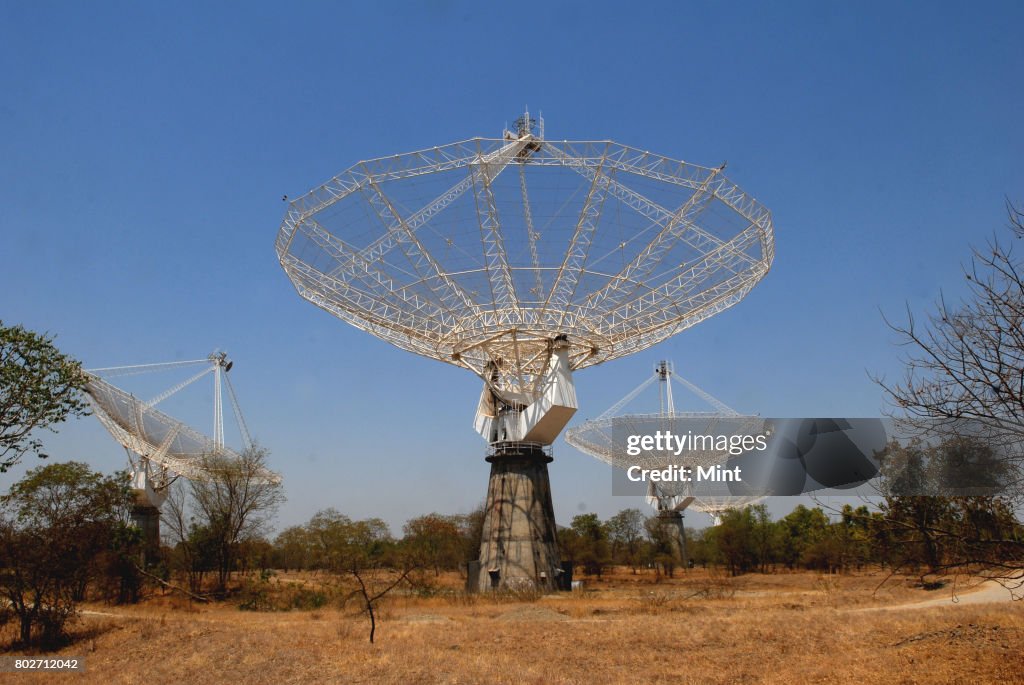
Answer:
(878, 201, 1024, 471)
(162, 481, 217, 597)
(347, 562, 418, 644)
(188, 445, 284, 593)
(874, 200, 1024, 590)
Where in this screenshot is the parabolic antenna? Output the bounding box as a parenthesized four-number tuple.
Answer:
(688, 495, 766, 526)
(565, 361, 764, 536)
(276, 112, 774, 589)
(85, 352, 280, 557)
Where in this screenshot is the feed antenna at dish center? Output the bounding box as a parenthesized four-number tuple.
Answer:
(275, 111, 774, 590)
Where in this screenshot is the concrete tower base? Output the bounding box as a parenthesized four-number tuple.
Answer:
(476, 443, 562, 592)
(657, 509, 688, 568)
(130, 492, 161, 567)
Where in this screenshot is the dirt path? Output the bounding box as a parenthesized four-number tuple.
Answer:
(853, 580, 1022, 612)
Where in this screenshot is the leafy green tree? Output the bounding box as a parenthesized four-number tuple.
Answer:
(607, 508, 645, 572)
(708, 508, 759, 576)
(750, 504, 779, 572)
(237, 537, 274, 574)
(454, 505, 485, 567)
(293, 510, 412, 644)
(273, 525, 316, 572)
(873, 436, 1024, 576)
(687, 527, 715, 569)
(95, 522, 145, 604)
(557, 526, 581, 568)
(877, 494, 1022, 575)
(305, 508, 393, 572)
(776, 505, 830, 570)
(570, 513, 611, 578)
(402, 513, 464, 575)
(348, 518, 393, 564)
(833, 504, 875, 571)
(644, 515, 683, 577)
(0, 322, 89, 472)
(0, 462, 132, 645)
(306, 508, 356, 570)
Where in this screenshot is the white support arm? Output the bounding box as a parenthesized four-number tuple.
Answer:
(473, 338, 578, 446)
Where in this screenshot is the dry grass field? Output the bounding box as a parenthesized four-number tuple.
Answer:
(5, 569, 1023, 684)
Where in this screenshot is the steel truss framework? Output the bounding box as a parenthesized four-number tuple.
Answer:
(85, 355, 281, 492)
(687, 495, 765, 523)
(564, 362, 765, 515)
(276, 122, 774, 399)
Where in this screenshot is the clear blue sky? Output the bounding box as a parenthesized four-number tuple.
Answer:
(2, 1, 1022, 532)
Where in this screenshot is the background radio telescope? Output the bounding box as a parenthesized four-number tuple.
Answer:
(688, 495, 766, 526)
(276, 111, 774, 590)
(565, 361, 765, 563)
(85, 352, 280, 558)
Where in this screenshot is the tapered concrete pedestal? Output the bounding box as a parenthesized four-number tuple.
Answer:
(657, 509, 688, 567)
(476, 443, 562, 592)
(130, 491, 161, 567)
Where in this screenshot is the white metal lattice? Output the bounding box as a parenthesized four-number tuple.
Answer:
(85, 354, 281, 489)
(276, 117, 774, 399)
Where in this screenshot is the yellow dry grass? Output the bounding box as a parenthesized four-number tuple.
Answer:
(5, 569, 1023, 684)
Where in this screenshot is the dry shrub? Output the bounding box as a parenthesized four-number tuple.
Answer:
(411, 584, 550, 609)
(237, 572, 332, 612)
(73, 617, 122, 644)
(633, 590, 708, 615)
(442, 591, 479, 607)
(373, 603, 395, 621)
(335, 619, 359, 640)
(479, 584, 544, 604)
(636, 591, 675, 614)
(913, 577, 948, 591)
(694, 573, 736, 600)
(139, 621, 158, 641)
(166, 594, 201, 612)
(815, 574, 842, 605)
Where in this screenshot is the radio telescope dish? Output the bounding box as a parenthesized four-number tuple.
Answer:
(688, 495, 765, 526)
(565, 360, 765, 549)
(276, 112, 774, 590)
(85, 352, 280, 558)
(565, 360, 766, 478)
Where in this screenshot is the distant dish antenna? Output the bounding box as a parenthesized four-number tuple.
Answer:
(85, 352, 280, 560)
(688, 495, 765, 526)
(565, 362, 766, 532)
(276, 111, 774, 589)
